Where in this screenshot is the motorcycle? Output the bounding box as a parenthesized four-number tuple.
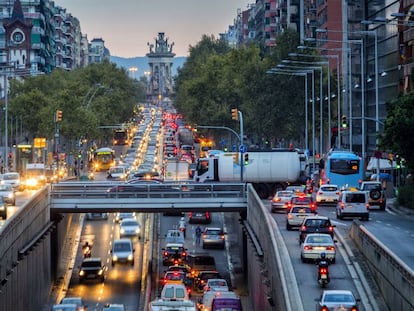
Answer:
(82, 243, 92, 258)
(317, 257, 330, 288)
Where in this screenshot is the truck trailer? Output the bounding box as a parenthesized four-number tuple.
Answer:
(194, 150, 302, 199)
(164, 160, 190, 181)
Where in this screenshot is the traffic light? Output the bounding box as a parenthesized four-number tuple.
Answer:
(231, 108, 238, 121)
(341, 115, 347, 128)
(244, 153, 249, 165)
(55, 110, 63, 122)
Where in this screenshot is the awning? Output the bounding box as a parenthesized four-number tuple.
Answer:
(366, 157, 395, 170)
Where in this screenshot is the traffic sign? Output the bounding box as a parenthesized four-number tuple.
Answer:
(239, 145, 247, 153)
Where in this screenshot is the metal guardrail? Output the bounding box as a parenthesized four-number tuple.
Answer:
(49, 182, 248, 213)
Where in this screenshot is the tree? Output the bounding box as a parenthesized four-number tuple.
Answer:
(380, 94, 414, 172)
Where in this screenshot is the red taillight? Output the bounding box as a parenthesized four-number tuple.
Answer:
(328, 226, 334, 232)
(173, 272, 179, 276)
(164, 251, 168, 256)
(340, 203, 345, 209)
(304, 245, 312, 250)
(182, 252, 186, 256)
(200, 280, 205, 284)
(206, 212, 210, 219)
(326, 246, 335, 251)
(301, 225, 306, 231)
(273, 197, 281, 202)
(350, 307, 358, 311)
(163, 279, 167, 284)
(318, 191, 323, 195)
(189, 212, 193, 217)
(366, 203, 370, 210)
(221, 235, 225, 240)
(321, 307, 329, 311)
(203, 234, 207, 238)
(319, 267, 328, 274)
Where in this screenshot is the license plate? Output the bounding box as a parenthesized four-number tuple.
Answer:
(314, 247, 325, 250)
(321, 274, 327, 280)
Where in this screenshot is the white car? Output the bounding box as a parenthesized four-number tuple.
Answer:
(119, 218, 141, 238)
(336, 190, 369, 221)
(315, 184, 340, 205)
(0, 184, 15, 206)
(1, 172, 22, 191)
(316, 290, 360, 311)
(270, 190, 294, 212)
(60, 297, 86, 311)
(300, 233, 336, 263)
(203, 278, 229, 292)
(102, 304, 125, 311)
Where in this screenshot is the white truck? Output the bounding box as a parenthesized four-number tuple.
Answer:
(164, 160, 189, 181)
(194, 150, 302, 199)
(149, 284, 196, 311)
(22, 163, 46, 190)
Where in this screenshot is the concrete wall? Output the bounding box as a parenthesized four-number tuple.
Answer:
(246, 184, 303, 311)
(350, 221, 414, 311)
(0, 187, 51, 311)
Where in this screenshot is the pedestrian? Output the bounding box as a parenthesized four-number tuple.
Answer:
(179, 217, 186, 238)
(195, 225, 202, 246)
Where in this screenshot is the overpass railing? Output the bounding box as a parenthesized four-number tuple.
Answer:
(49, 182, 248, 213)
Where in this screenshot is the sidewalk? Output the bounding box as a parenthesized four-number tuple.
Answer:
(386, 197, 414, 216)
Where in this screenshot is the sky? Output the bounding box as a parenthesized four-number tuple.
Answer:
(55, 1, 252, 58)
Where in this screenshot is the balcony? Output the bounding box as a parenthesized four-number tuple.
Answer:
(404, 27, 414, 42)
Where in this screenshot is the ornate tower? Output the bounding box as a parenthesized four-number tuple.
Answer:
(146, 32, 176, 105)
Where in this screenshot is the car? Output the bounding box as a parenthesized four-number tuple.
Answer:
(270, 190, 294, 212)
(287, 195, 317, 213)
(86, 212, 108, 220)
(165, 229, 185, 244)
(186, 253, 217, 279)
(119, 218, 141, 238)
(60, 297, 86, 311)
(0, 184, 15, 206)
(194, 271, 222, 291)
(360, 181, 386, 210)
(102, 303, 125, 311)
(78, 257, 106, 283)
(1, 172, 22, 191)
(285, 185, 306, 195)
(161, 270, 192, 294)
(202, 227, 225, 249)
(115, 212, 136, 222)
(188, 211, 212, 224)
(203, 278, 229, 292)
(315, 184, 340, 206)
(111, 238, 134, 266)
(286, 206, 316, 231)
(160, 283, 190, 301)
(0, 201, 8, 219)
(52, 304, 78, 311)
(300, 233, 336, 263)
(336, 190, 370, 221)
(162, 243, 187, 266)
(299, 215, 335, 244)
(316, 289, 360, 311)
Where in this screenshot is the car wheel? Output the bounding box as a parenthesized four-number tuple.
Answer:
(300, 255, 306, 263)
(286, 222, 291, 231)
(369, 189, 381, 200)
(112, 262, 115, 267)
(331, 258, 336, 264)
(202, 244, 206, 249)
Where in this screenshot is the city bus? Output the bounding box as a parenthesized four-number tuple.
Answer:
(320, 150, 363, 189)
(92, 147, 116, 172)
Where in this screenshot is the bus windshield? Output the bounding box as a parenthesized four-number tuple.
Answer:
(93, 148, 115, 172)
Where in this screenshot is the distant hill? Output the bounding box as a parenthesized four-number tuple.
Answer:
(110, 56, 187, 78)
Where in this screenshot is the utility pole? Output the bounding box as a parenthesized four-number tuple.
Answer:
(54, 110, 63, 181)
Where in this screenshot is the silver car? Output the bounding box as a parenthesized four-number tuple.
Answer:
(270, 190, 294, 212)
(315, 184, 340, 205)
(316, 290, 360, 311)
(0, 184, 15, 206)
(202, 227, 225, 249)
(119, 218, 141, 238)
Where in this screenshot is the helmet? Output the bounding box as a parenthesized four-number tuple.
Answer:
(320, 252, 326, 259)
(180, 217, 185, 221)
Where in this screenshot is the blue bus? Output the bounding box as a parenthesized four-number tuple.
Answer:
(320, 150, 363, 189)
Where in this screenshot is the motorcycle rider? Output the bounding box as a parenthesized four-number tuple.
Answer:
(82, 241, 92, 258)
(317, 252, 330, 286)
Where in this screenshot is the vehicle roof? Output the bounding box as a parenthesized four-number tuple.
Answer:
(303, 215, 329, 220)
(165, 243, 185, 247)
(113, 238, 132, 243)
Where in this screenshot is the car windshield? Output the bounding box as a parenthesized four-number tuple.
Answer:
(81, 260, 101, 268)
(305, 219, 330, 227)
(0, 185, 12, 191)
(113, 243, 131, 252)
(324, 293, 355, 303)
(320, 186, 338, 191)
(291, 207, 313, 214)
(165, 272, 185, 280)
(292, 197, 312, 204)
(363, 184, 381, 190)
(306, 235, 332, 244)
(122, 220, 139, 226)
(2, 174, 18, 180)
(345, 193, 366, 203)
(209, 280, 227, 287)
(206, 229, 222, 235)
(163, 287, 186, 299)
(278, 191, 293, 197)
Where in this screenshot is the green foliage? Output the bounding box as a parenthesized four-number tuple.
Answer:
(7, 61, 145, 143)
(397, 185, 414, 209)
(380, 94, 414, 173)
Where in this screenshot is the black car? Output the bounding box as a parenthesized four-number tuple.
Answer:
(78, 257, 106, 283)
(299, 216, 335, 244)
(162, 244, 188, 266)
(188, 211, 212, 224)
(194, 271, 222, 291)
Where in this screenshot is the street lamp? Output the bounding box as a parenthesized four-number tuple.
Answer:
(82, 83, 106, 110)
(128, 67, 138, 79)
(281, 59, 326, 155)
(274, 65, 317, 168)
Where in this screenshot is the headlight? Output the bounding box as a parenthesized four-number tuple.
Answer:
(135, 228, 140, 234)
(120, 228, 125, 234)
(112, 255, 118, 261)
(127, 254, 133, 261)
(79, 270, 85, 276)
(7, 193, 14, 199)
(98, 269, 103, 275)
